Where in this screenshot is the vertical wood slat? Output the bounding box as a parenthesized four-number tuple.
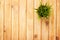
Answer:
(18, 0, 27, 40)
(12, 0, 18, 40)
(42, 0, 49, 40)
(34, 0, 42, 40)
(57, 0, 60, 40)
(4, 0, 12, 40)
(42, 19, 49, 40)
(49, 0, 56, 40)
(0, 0, 4, 40)
(27, 0, 34, 40)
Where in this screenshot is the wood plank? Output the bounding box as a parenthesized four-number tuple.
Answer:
(34, 0, 42, 40)
(49, 0, 56, 40)
(42, 0, 49, 40)
(3, 0, 12, 40)
(12, 0, 18, 40)
(27, 0, 34, 40)
(57, 0, 60, 40)
(18, 0, 27, 40)
(0, 0, 4, 40)
(42, 19, 49, 40)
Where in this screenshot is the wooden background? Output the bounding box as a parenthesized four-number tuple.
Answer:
(0, 0, 60, 40)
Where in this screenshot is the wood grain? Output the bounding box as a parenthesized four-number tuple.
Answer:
(12, 0, 18, 40)
(48, 0, 57, 40)
(0, 0, 4, 40)
(42, 19, 49, 40)
(57, 0, 60, 40)
(18, 0, 27, 40)
(0, 0, 58, 40)
(27, 0, 34, 40)
(34, 0, 42, 40)
(4, 0, 12, 40)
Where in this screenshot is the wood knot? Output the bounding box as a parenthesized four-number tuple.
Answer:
(56, 36, 59, 40)
(11, 5, 14, 8)
(45, 20, 49, 26)
(34, 34, 38, 38)
(3, 25, 6, 32)
(4, 30, 6, 32)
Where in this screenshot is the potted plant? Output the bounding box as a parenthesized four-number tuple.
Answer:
(35, 3, 51, 25)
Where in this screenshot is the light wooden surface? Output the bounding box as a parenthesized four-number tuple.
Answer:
(3, 0, 12, 40)
(57, 0, 60, 40)
(12, 0, 19, 40)
(27, 0, 34, 40)
(19, 0, 27, 40)
(34, 0, 42, 40)
(0, 0, 59, 40)
(48, 0, 57, 40)
(0, 0, 4, 40)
